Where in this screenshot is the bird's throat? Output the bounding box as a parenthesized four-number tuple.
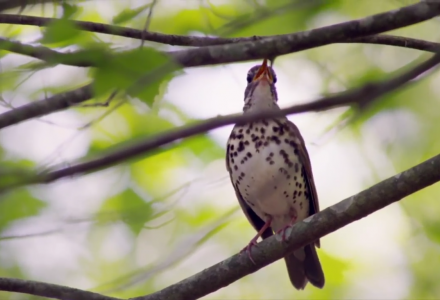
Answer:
(244, 82, 279, 113)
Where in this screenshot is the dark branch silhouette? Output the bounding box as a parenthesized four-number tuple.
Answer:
(0, 84, 92, 129)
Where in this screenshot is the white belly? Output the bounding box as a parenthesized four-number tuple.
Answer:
(230, 141, 310, 231)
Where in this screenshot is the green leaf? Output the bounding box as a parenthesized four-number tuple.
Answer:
(40, 18, 83, 45)
(92, 47, 176, 106)
(0, 156, 38, 192)
(61, 2, 81, 19)
(179, 135, 225, 164)
(0, 189, 46, 232)
(0, 70, 21, 93)
(112, 3, 152, 25)
(99, 189, 154, 236)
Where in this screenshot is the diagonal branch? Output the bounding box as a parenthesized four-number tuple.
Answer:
(1, 52, 438, 193)
(130, 151, 440, 300)
(171, 1, 440, 67)
(0, 84, 92, 129)
(346, 35, 440, 53)
(0, 277, 121, 300)
(2, 33, 440, 70)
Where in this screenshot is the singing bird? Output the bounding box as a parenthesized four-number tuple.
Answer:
(226, 59, 325, 290)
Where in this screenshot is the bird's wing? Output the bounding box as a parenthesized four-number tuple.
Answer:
(282, 119, 321, 248)
(226, 136, 273, 240)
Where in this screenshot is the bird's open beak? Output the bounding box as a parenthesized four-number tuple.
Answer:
(252, 58, 273, 83)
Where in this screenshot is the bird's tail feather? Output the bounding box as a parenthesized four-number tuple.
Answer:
(284, 244, 325, 290)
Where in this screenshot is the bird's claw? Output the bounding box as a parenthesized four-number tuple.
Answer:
(276, 217, 297, 242)
(276, 226, 289, 242)
(240, 240, 258, 264)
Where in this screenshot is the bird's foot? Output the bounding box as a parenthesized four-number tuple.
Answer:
(239, 218, 272, 264)
(239, 238, 259, 264)
(276, 217, 297, 242)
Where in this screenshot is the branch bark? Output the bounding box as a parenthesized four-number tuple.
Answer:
(2, 34, 440, 69)
(0, 277, 120, 300)
(0, 84, 92, 129)
(131, 152, 440, 300)
(0, 52, 437, 193)
(0, 11, 439, 51)
(171, 1, 440, 67)
(2, 2, 440, 68)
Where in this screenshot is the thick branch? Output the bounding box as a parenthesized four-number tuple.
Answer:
(2, 2, 440, 68)
(171, 1, 440, 67)
(0, 12, 439, 52)
(131, 152, 440, 300)
(0, 84, 92, 129)
(2, 34, 440, 70)
(0, 277, 120, 300)
(0, 52, 436, 193)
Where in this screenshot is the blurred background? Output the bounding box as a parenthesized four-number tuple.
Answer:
(1, 0, 440, 299)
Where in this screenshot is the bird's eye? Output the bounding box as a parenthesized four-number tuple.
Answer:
(246, 73, 253, 83)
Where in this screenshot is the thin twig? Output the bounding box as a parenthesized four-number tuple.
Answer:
(0, 84, 93, 129)
(140, 0, 158, 48)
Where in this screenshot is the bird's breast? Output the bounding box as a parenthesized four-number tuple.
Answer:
(227, 121, 310, 229)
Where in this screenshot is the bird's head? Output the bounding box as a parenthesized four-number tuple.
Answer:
(243, 58, 278, 112)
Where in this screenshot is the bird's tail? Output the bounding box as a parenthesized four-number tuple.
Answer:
(284, 244, 325, 290)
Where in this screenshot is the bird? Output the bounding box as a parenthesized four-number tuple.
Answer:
(225, 58, 325, 290)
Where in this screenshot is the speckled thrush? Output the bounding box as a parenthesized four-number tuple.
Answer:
(226, 59, 325, 290)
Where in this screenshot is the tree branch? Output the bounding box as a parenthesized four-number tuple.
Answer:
(2, 33, 440, 71)
(1, 9, 439, 51)
(130, 152, 440, 300)
(0, 277, 120, 300)
(346, 35, 440, 53)
(0, 52, 437, 193)
(0, 13, 267, 46)
(171, 1, 440, 67)
(1, 1, 440, 68)
(0, 84, 92, 129)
